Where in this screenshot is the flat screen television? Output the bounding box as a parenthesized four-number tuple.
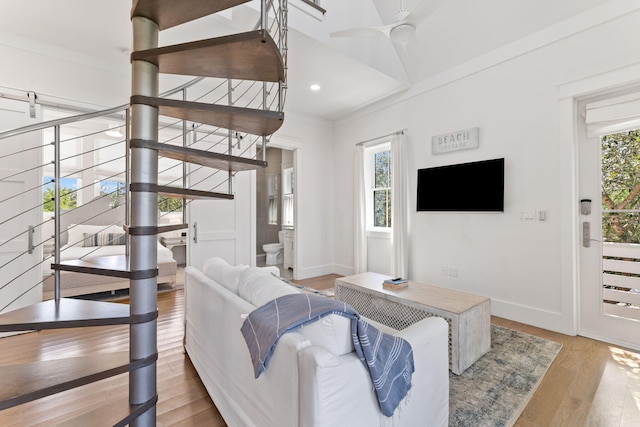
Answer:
(417, 158, 504, 212)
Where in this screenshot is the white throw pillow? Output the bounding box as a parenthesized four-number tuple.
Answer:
(67, 224, 124, 247)
(297, 314, 354, 356)
(238, 270, 299, 308)
(82, 232, 126, 247)
(202, 257, 248, 294)
(239, 265, 280, 285)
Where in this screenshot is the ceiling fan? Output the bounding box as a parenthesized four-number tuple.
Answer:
(330, 0, 445, 63)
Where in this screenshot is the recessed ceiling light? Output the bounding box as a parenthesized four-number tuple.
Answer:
(105, 129, 123, 138)
(310, 84, 321, 92)
(105, 126, 123, 138)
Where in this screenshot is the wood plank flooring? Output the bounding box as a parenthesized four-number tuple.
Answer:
(0, 274, 638, 426)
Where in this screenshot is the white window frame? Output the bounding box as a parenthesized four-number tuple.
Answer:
(364, 142, 392, 235)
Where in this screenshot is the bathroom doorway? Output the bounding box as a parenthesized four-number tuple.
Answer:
(256, 147, 295, 280)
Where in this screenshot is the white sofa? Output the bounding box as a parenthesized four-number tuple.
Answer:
(184, 258, 449, 427)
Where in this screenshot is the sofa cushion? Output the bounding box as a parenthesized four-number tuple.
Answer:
(297, 314, 354, 356)
(239, 265, 280, 285)
(238, 269, 300, 307)
(202, 257, 248, 294)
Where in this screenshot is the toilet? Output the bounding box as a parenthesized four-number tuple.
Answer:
(263, 231, 284, 265)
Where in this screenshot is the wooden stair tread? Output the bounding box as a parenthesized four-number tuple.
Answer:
(0, 298, 131, 332)
(51, 255, 133, 279)
(132, 0, 251, 30)
(155, 185, 234, 201)
(122, 224, 189, 236)
(132, 31, 284, 82)
(130, 183, 234, 201)
(131, 95, 284, 136)
(131, 139, 268, 172)
(0, 352, 130, 410)
(157, 223, 188, 233)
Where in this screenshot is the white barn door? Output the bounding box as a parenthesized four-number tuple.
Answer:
(186, 129, 254, 271)
(0, 98, 43, 318)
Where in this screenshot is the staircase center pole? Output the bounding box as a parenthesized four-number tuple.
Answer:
(130, 14, 159, 427)
(125, 107, 131, 257)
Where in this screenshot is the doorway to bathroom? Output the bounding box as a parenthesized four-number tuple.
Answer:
(256, 146, 295, 280)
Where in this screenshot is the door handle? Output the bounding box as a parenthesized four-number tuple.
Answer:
(583, 221, 590, 248)
(27, 225, 35, 254)
(193, 222, 198, 244)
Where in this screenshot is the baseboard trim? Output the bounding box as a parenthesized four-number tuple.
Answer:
(332, 263, 354, 277)
(296, 264, 334, 280)
(491, 299, 575, 336)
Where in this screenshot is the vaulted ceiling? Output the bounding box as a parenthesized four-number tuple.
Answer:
(0, 0, 616, 121)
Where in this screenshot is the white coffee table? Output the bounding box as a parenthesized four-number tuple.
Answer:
(335, 272, 491, 375)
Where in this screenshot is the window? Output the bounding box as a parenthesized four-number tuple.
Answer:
(366, 144, 392, 230)
(43, 176, 79, 211)
(282, 167, 294, 227)
(100, 179, 126, 208)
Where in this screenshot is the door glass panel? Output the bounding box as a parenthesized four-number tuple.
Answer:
(601, 129, 640, 321)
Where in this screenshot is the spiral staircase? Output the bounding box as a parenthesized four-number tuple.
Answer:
(0, 0, 287, 425)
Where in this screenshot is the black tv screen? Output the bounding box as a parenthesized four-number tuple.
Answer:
(417, 158, 504, 212)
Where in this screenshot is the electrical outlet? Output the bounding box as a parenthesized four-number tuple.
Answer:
(441, 266, 447, 276)
(449, 268, 458, 278)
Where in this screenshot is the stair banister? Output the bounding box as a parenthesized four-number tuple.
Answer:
(0, 77, 204, 141)
(228, 79, 234, 195)
(53, 125, 61, 302)
(182, 89, 188, 226)
(261, 0, 268, 31)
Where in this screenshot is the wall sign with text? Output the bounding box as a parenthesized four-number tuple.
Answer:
(432, 127, 479, 154)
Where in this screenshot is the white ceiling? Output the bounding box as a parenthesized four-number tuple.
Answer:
(0, 0, 617, 121)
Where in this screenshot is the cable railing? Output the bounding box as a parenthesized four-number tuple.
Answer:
(0, 0, 287, 312)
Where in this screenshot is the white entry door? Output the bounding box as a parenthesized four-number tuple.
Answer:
(0, 98, 43, 317)
(186, 128, 254, 271)
(578, 99, 640, 350)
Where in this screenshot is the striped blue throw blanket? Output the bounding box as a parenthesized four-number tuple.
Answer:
(240, 293, 414, 417)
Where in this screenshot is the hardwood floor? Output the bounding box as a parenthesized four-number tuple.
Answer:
(1, 274, 638, 426)
(0, 291, 223, 427)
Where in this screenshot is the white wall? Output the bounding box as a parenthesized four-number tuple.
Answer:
(275, 111, 335, 279)
(0, 38, 130, 109)
(332, 7, 640, 334)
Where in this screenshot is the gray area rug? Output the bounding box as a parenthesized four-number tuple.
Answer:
(449, 325, 562, 427)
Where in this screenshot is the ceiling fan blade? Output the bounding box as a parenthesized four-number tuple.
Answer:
(330, 24, 394, 39)
(406, 0, 447, 26)
(404, 37, 427, 64)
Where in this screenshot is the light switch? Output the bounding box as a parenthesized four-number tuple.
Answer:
(520, 211, 535, 221)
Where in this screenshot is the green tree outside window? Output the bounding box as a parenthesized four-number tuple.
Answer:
(602, 129, 640, 243)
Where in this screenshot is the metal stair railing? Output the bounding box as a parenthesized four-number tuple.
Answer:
(0, 0, 287, 314)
